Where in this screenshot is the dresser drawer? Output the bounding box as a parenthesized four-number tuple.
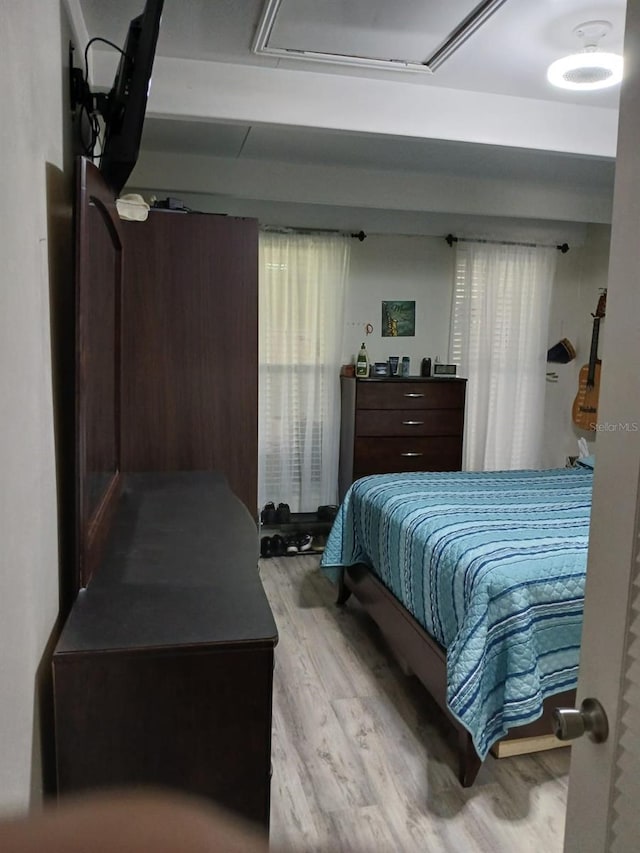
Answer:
(354, 437, 463, 476)
(356, 409, 464, 437)
(356, 380, 465, 410)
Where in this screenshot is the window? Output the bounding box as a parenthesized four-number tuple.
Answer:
(259, 232, 350, 511)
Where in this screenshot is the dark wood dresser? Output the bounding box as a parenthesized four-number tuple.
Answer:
(56, 162, 275, 833)
(53, 472, 277, 829)
(339, 377, 466, 498)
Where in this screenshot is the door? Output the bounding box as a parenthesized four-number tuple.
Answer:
(563, 4, 640, 851)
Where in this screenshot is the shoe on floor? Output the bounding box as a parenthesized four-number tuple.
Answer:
(260, 536, 272, 558)
(261, 502, 277, 524)
(276, 502, 291, 523)
(317, 504, 338, 522)
(270, 534, 286, 557)
(297, 533, 313, 552)
(285, 536, 299, 555)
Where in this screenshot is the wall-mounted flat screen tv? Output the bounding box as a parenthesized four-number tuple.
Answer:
(99, 0, 164, 195)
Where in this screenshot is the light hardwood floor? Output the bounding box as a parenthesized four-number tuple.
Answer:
(260, 555, 570, 853)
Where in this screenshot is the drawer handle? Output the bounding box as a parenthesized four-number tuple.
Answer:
(401, 451, 424, 457)
(403, 392, 425, 398)
(402, 420, 424, 426)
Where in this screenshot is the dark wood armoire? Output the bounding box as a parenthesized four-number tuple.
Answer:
(120, 209, 258, 515)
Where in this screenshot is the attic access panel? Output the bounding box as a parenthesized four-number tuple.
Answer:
(253, 0, 508, 73)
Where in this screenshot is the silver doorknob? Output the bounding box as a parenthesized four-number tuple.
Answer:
(552, 697, 609, 743)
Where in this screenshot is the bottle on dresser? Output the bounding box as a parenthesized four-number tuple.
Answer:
(356, 342, 369, 377)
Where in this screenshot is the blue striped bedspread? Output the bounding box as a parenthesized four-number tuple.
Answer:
(320, 468, 592, 759)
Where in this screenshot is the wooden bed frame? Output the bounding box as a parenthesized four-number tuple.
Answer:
(337, 563, 575, 786)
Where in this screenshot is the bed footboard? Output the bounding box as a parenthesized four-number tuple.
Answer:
(340, 563, 481, 786)
(338, 563, 573, 787)
(336, 572, 352, 605)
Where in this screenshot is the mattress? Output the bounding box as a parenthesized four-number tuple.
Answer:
(320, 467, 593, 758)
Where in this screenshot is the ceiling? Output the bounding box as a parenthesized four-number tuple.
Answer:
(138, 116, 616, 189)
(73, 0, 626, 224)
(79, 0, 626, 105)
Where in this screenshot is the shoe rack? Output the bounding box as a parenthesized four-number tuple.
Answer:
(260, 512, 334, 556)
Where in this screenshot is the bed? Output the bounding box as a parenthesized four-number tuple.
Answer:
(320, 462, 593, 785)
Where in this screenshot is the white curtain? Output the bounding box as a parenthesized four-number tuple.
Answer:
(449, 241, 556, 471)
(258, 232, 350, 512)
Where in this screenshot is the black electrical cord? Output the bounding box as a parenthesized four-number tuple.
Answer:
(79, 38, 129, 158)
(83, 37, 128, 85)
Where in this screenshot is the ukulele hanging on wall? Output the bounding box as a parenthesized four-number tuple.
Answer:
(572, 290, 607, 431)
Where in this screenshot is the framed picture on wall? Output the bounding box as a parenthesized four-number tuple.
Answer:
(382, 300, 415, 337)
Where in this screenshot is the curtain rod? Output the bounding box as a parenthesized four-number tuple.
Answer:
(445, 233, 570, 253)
(261, 225, 367, 241)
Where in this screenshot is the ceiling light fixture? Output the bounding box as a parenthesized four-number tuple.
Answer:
(547, 20, 623, 91)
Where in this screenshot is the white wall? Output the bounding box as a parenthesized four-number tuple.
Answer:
(542, 224, 611, 468)
(130, 151, 611, 229)
(341, 235, 453, 370)
(343, 230, 612, 469)
(342, 229, 611, 466)
(0, 0, 74, 814)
